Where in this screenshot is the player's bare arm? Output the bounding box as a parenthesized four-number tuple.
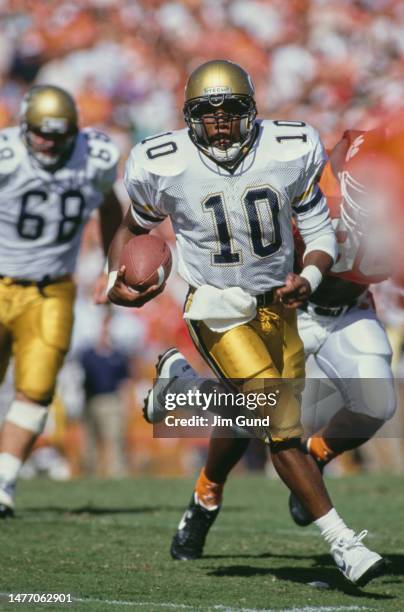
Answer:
(285, 158, 338, 309)
(107, 207, 165, 307)
(93, 187, 124, 304)
(99, 188, 124, 254)
(277, 249, 334, 308)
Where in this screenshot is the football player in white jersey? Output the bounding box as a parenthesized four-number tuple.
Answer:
(149, 128, 399, 551)
(108, 60, 385, 585)
(0, 85, 123, 517)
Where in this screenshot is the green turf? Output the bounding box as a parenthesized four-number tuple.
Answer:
(0, 474, 403, 611)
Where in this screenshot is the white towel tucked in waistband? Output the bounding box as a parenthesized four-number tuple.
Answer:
(184, 285, 257, 333)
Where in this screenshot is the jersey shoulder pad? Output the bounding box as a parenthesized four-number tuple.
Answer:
(0, 126, 26, 179)
(262, 119, 323, 163)
(341, 129, 367, 148)
(81, 128, 120, 193)
(343, 128, 383, 168)
(81, 128, 120, 171)
(131, 128, 189, 178)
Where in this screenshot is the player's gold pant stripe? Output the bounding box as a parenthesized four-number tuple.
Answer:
(184, 291, 305, 441)
(186, 318, 228, 381)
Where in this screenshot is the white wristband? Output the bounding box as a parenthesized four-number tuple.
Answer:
(107, 270, 118, 293)
(300, 265, 323, 293)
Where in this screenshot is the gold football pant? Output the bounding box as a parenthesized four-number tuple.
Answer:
(0, 278, 75, 404)
(185, 297, 305, 441)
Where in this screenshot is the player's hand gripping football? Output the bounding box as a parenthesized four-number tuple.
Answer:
(107, 265, 166, 308)
(275, 273, 311, 309)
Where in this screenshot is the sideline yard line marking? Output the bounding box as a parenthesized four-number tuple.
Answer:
(278, 608, 367, 612)
(65, 597, 371, 612)
(73, 599, 200, 609)
(73, 600, 369, 612)
(0, 595, 369, 611)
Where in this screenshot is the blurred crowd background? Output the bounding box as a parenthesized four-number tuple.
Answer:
(1, 0, 404, 480)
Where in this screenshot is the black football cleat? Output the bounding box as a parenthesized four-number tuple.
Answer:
(170, 494, 221, 560)
(0, 503, 15, 519)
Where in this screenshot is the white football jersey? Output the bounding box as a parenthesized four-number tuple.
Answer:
(0, 126, 119, 280)
(125, 120, 330, 294)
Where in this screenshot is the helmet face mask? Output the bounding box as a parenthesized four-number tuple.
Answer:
(184, 61, 257, 164)
(20, 85, 78, 170)
(24, 129, 77, 169)
(340, 171, 368, 237)
(340, 167, 395, 247)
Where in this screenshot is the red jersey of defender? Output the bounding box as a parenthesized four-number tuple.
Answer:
(295, 129, 392, 288)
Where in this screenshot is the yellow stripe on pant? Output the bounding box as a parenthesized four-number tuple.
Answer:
(185, 292, 305, 442)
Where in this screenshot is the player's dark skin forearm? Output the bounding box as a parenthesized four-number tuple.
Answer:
(303, 250, 334, 276)
(98, 188, 124, 255)
(276, 251, 334, 308)
(93, 190, 125, 305)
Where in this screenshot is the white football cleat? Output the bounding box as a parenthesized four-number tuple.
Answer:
(331, 529, 385, 586)
(143, 348, 197, 424)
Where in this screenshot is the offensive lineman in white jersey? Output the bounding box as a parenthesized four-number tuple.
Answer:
(0, 85, 122, 517)
(107, 60, 384, 585)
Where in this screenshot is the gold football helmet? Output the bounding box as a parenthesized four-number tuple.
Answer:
(20, 85, 78, 169)
(184, 60, 257, 164)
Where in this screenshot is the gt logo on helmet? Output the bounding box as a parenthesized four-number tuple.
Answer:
(41, 117, 69, 134)
(203, 86, 233, 95)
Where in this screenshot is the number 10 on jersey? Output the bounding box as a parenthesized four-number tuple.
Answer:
(202, 186, 282, 265)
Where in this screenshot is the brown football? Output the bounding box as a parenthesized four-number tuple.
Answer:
(119, 234, 172, 291)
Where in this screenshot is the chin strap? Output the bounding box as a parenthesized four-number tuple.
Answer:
(190, 121, 258, 166)
(209, 142, 242, 163)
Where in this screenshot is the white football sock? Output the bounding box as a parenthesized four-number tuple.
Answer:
(0, 452, 22, 498)
(315, 508, 354, 544)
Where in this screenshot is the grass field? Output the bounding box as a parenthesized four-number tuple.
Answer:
(0, 474, 403, 611)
